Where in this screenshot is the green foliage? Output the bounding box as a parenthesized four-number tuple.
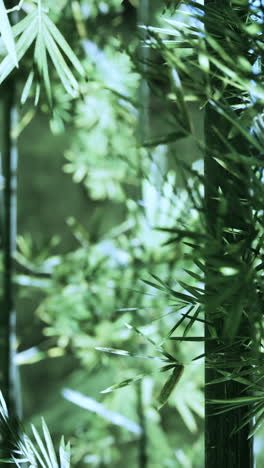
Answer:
(0, 391, 71, 467)
(1, 0, 264, 466)
(0, 0, 18, 66)
(0, 0, 84, 102)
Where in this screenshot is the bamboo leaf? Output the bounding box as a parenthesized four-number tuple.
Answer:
(63, 388, 142, 435)
(208, 395, 264, 405)
(170, 336, 214, 342)
(31, 424, 51, 468)
(167, 304, 194, 337)
(0, 391, 8, 420)
(141, 278, 169, 293)
(41, 418, 59, 468)
(42, 20, 79, 96)
(183, 269, 203, 282)
(249, 408, 264, 438)
(59, 437, 71, 468)
(178, 281, 204, 299)
(0, 15, 38, 84)
(124, 322, 157, 346)
(43, 14, 84, 76)
(0, 0, 18, 66)
(157, 365, 184, 409)
(100, 374, 146, 393)
(21, 70, 34, 104)
(95, 347, 165, 361)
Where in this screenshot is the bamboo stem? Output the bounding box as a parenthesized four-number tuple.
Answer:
(204, 1, 253, 466)
(204, 111, 253, 467)
(1, 84, 17, 405)
(137, 381, 148, 468)
(0, 2, 21, 460)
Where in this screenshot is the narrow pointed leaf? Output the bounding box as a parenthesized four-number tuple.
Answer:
(41, 418, 59, 468)
(0, 0, 18, 66)
(43, 14, 84, 76)
(158, 365, 184, 409)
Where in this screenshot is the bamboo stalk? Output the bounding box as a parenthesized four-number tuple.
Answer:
(137, 381, 148, 468)
(0, 1, 21, 459)
(204, 112, 253, 468)
(204, 1, 253, 466)
(138, 0, 150, 144)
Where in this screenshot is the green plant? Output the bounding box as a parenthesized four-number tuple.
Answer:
(1, 1, 264, 467)
(0, 391, 71, 467)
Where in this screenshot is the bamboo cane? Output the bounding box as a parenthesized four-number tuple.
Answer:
(0, 1, 21, 461)
(204, 1, 253, 466)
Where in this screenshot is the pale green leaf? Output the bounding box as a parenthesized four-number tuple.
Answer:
(43, 14, 84, 76)
(31, 423, 53, 468)
(158, 365, 184, 409)
(0, 0, 18, 66)
(42, 26, 78, 96)
(0, 15, 38, 84)
(41, 418, 59, 468)
(21, 70, 34, 104)
(59, 437, 70, 468)
(100, 374, 145, 393)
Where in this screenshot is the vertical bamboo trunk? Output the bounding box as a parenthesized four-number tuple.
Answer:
(0, 1, 21, 457)
(136, 1, 158, 466)
(204, 110, 253, 467)
(138, 0, 150, 144)
(204, 1, 253, 467)
(137, 381, 147, 468)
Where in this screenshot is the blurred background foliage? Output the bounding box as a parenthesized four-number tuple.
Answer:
(13, 1, 205, 466)
(1, 0, 263, 467)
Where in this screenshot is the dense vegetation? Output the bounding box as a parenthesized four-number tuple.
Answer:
(0, 1, 264, 467)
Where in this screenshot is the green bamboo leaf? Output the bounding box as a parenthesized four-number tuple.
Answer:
(149, 273, 168, 288)
(31, 423, 53, 468)
(178, 281, 204, 299)
(11, 10, 36, 38)
(41, 418, 59, 468)
(95, 347, 165, 361)
(249, 408, 264, 438)
(183, 269, 203, 282)
(170, 336, 213, 341)
(209, 99, 263, 153)
(59, 437, 71, 468)
(34, 82, 41, 105)
(0, 0, 18, 66)
(213, 157, 242, 180)
(21, 70, 34, 104)
(100, 374, 145, 393)
(183, 305, 201, 337)
(0, 391, 8, 420)
(184, 313, 213, 326)
(43, 14, 84, 76)
(170, 67, 192, 133)
(143, 131, 186, 147)
(22, 432, 46, 468)
(141, 278, 169, 293)
(139, 25, 181, 36)
(167, 304, 194, 337)
(142, 277, 197, 304)
(157, 365, 184, 409)
(169, 288, 197, 304)
(34, 29, 52, 103)
(208, 395, 264, 405)
(155, 228, 206, 240)
(0, 15, 38, 84)
(40, 12, 82, 97)
(43, 25, 79, 96)
(124, 322, 157, 346)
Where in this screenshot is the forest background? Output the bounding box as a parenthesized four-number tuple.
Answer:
(0, 0, 264, 467)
